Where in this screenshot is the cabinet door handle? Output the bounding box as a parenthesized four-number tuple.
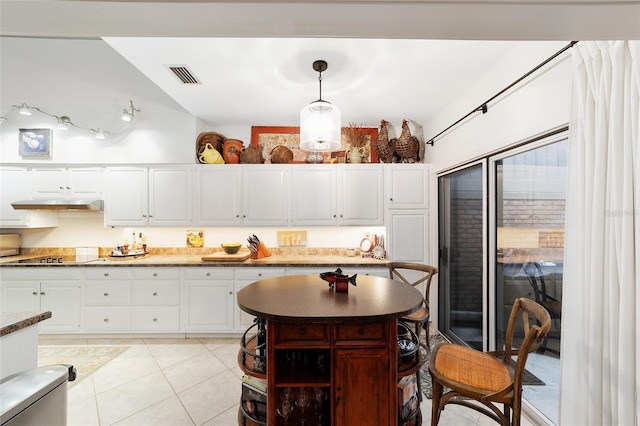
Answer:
(153, 292, 158, 296)
(104, 292, 109, 296)
(40, 292, 45, 295)
(258, 273, 262, 277)
(143, 214, 148, 218)
(153, 318, 158, 322)
(103, 318, 109, 322)
(228, 291, 232, 295)
(104, 273, 109, 277)
(206, 272, 211, 276)
(59, 186, 64, 190)
(32, 291, 38, 295)
(148, 214, 153, 218)
(153, 273, 158, 277)
(390, 197, 393, 202)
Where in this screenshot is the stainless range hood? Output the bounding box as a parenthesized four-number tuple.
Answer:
(11, 199, 104, 211)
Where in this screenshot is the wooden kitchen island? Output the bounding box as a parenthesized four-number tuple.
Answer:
(237, 274, 423, 426)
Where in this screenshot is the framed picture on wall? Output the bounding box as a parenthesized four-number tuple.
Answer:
(19, 128, 52, 157)
(251, 126, 379, 163)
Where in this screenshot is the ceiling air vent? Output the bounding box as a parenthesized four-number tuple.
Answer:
(168, 65, 201, 84)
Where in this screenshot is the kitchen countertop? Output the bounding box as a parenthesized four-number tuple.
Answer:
(0, 253, 389, 268)
(0, 311, 52, 337)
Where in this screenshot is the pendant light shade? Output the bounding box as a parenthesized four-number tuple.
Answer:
(300, 60, 341, 152)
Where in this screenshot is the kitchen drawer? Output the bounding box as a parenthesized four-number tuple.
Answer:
(84, 268, 132, 280)
(132, 306, 179, 331)
(84, 282, 131, 305)
(0, 268, 81, 280)
(235, 267, 285, 280)
(274, 323, 330, 346)
(132, 282, 179, 305)
(132, 268, 180, 280)
(183, 268, 234, 280)
(334, 322, 389, 345)
(83, 307, 131, 331)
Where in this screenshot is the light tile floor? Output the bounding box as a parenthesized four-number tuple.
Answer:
(38, 337, 540, 426)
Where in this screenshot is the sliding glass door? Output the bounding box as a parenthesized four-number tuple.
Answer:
(437, 162, 485, 350)
(490, 136, 567, 424)
(436, 131, 567, 425)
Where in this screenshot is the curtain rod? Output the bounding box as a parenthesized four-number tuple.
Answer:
(426, 40, 579, 146)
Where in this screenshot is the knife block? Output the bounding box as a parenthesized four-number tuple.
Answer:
(251, 241, 271, 259)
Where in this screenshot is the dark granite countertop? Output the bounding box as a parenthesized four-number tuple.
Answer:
(238, 274, 422, 323)
(0, 311, 52, 337)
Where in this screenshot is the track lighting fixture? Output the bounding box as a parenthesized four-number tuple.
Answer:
(0, 101, 140, 139)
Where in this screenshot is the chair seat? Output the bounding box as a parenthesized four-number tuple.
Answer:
(433, 343, 512, 393)
(402, 306, 428, 323)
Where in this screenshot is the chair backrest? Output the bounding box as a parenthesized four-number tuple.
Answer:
(387, 262, 438, 305)
(522, 262, 549, 303)
(502, 297, 551, 391)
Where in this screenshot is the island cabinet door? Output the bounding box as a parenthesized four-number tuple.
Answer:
(334, 348, 393, 425)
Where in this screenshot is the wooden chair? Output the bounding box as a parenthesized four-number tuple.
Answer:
(522, 262, 561, 355)
(428, 297, 551, 426)
(388, 262, 438, 402)
(388, 262, 439, 349)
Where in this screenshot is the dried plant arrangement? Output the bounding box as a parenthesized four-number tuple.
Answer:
(343, 122, 370, 148)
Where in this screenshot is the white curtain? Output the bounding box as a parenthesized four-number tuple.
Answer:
(561, 41, 640, 425)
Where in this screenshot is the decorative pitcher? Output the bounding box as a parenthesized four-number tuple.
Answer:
(222, 139, 244, 164)
(349, 147, 365, 164)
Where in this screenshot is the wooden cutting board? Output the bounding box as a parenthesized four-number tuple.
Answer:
(202, 251, 251, 262)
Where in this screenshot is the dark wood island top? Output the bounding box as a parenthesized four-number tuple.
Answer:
(237, 274, 423, 323)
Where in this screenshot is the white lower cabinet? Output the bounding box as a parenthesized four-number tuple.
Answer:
(234, 268, 285, 332)
(82, 268, 132, 332)
(182, 268, 234, 331)
(132, 268, 180, 331)
(0, 269, 81, 333)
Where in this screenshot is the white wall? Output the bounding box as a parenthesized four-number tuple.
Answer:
(424, 41, 572, 172)
(17, 214, 384, 250)
(0, 37, 199, 164)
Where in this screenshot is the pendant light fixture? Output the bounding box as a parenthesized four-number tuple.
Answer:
(300, 60, 341, 152)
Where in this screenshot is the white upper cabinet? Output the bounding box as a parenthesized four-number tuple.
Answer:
(148, 167, 193, 226)
(104, 167, 149, 227)
(386, 164, 429, 210)
(194, 166, 242, 226)
(104, 166, 193, 227)
(0, 167, 58, 228)
(30, 167, 103, 199)
(291, 165, 384, 226)
(290, 165, 337, 225)
(242, 165, 290, 226)
(337, 165, 384, 225)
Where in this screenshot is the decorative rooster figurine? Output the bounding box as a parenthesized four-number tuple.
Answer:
(374, 119, 395, 163)
(393, 120, 420, 163)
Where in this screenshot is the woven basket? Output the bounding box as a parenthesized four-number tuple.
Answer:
(394, 120, 420, 162)
(271, 145, 294, 164)
(240, 146, 263, 164)
(374, 120, 395, 163)
(196, 132, 225, 164)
